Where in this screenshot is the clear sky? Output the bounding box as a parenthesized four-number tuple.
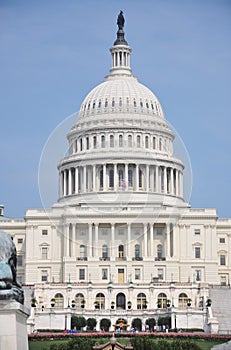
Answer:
(0, 0, 230, 218)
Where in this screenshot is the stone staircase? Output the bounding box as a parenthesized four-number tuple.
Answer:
(209, 286, 231, 334)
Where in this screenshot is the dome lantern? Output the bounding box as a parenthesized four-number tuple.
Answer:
(109, 11, 132, 77)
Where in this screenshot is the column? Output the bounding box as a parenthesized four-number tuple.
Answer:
(180, 171, 183, 197)
(103, 164, 107, 191)
(72, 224, 76, 257)
(95, 224, 99, 258)
(155, 166, 159, 192)
(111, 224, 115, 260)
(127, 223, 131, 259)
(59, 172, 62, 197)
(164, 167, 167, 194)
(88, 223, 93, 258)
(68, 169, 72, 195)
(75, 167, 79, 194)
(144, 223, 148, 258)
(114, 163, 117, 190)
(65, 224, 70, 257)
(92, 165, 96, 191)
(175, 170, 179, 196)
(150, 224, 154, 257)
(166, 224, 170, 258)
(146, 164, 149, 191)
(63, 170, 67, 196)
(170, 168, 174, 195)
(135, 164, 139, 191)
(83, 166, 86, 192)
(173, 225, 179, 258)
(125, 163, 128, 188)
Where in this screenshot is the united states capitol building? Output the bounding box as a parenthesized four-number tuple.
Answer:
(0, 13, 230, 334)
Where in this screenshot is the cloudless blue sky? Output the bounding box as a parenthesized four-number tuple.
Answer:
(0, 0, 231, 218)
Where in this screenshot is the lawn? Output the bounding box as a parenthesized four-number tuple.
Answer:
(29, 338, 227, 350)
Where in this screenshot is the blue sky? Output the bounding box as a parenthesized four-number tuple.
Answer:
(0, 0, 231, 218)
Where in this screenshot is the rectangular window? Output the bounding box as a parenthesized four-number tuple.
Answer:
(17, 238, 23, 244)
(41, 270, 48, 282)
(134, 229, 140, 236)
(17, 255, 23, 267)
(194, 229, 200, 235)
(157, 228, 163, 235)
(195, 270, 201, 281)
(41, 247, 48, 260)
(157, 268, 163, 280)
(42, 229, 48, 235)
(79, 269, 85, 280)
(101, 228, 108, 236)
(195, 247, 201, 259)
(220, 238, 225, 243)
(102, 269, 108, 280)
(220, 255, 226, 266)
(221, 276, 226, 286)
(135, 269, 140, 280)
(118, 228, 124, 236)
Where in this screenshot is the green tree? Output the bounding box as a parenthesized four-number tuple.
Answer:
(100, 318, 111, 331)
(145, 318, 156, 331)
(132, 317, 142, 331)
(71, 316, 87, 330)
(86, 317, 97, 330)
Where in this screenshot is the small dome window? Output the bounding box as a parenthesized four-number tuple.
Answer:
(87, 103, 90, 110)
(105, 99, 108, 108)
(119, 98, 122, 107)
(140, 100, 143, 108)
(133, 99, 137, 107)
(84, 104, 86, 111)
(93, 101, 96, 109)
(146, 102, 149, 108)
(98, 100, 101, 108)
(112, 99, 115, 107)
(126, 97, 129, 106)
(151, 103, 154, 110)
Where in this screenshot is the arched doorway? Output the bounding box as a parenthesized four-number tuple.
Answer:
(116, 292, 126, 309)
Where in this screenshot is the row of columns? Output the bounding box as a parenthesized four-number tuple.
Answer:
(63, 222, 175, 260)
(59, 164, 183, 198)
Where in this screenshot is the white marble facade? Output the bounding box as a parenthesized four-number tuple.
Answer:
(0, 14, 231, 332)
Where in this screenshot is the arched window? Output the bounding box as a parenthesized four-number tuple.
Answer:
(100, 168, 103, 188)
(145, 136, 149, 148)
(86, 137, 89, 150)
(80, 138, 83, 151)
(159, 138, 162, 151)
(54, 293, 64, 308)
(137, 135, 141, 148)
(118, 245, 124, 258)
(119, 135, 123, 147)
(128, 135, 132, 147)
(80, 244, 87, 258)
(153, 137, 156, 149)
(75, 293, 84, 308)
(128, 169, 133, 187)
(102, 244, 108, 259)
(137, 293, 147, 309)
(135, 244, 141, 259)
(140, 100, 143, 108)
(93, 136, 97, 148)
(116, 293, 126, 309)
(109, 169, 114, 188)
(178, 293, 188, 309)
(110, 135, 114, 147)
(98, 100, 101, 108)
(95, 293, 105, 309)
(101, 135, 105, 148)
(157, 293, 167, 308)
(133, 99, 137, 107)
(157, 244, 163, 259)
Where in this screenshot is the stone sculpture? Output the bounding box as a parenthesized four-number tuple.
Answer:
(0, 231, 24, 304)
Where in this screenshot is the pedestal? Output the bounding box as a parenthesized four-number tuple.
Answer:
(0, 300, 30, 350)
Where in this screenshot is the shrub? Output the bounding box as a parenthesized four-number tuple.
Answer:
(132, 318, 142, 331)
(100, 318, 111, 331)
(145, 318, 156, 331)
(87, 317, 97, 330)
(71, 316, 87, 330)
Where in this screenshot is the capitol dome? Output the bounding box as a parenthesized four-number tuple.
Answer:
(57, 13, 186, 208)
